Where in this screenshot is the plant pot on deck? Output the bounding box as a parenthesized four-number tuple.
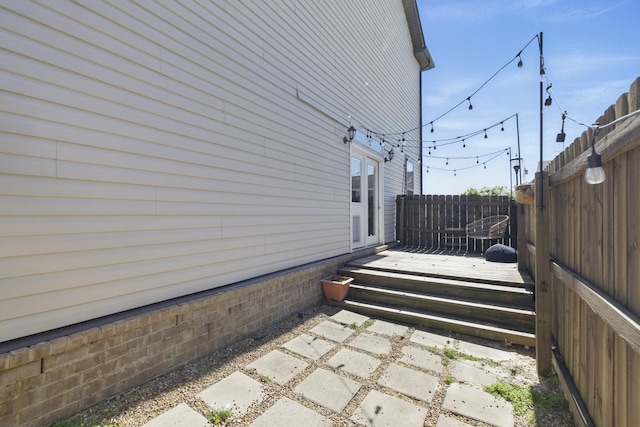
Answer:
(321, 275, 354, 302)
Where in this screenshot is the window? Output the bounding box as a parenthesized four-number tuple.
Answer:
(405, 160, 414, 195)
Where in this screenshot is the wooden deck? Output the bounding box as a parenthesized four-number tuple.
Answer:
(349, 248, 533, 288)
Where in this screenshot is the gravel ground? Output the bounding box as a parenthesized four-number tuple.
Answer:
(54, 305, 574, 427)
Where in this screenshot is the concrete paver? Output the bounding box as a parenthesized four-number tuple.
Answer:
(399, 345, 443, 373)
(246, 350, 308, 385)
(141, 403, 211, 427)
(449, 359, 504, 386)
(442, 383, 514, 427)
(330, 310, 369, 327)
(294, 368, 362, 413)
(350, 389, 427, 427)
(196, 372, 264, 415)
(282, 333, 335, 360)
(326, 348, 381, 379)
(348, 332, 391, 355)
(457, 341, 517, 362)
(410, 329, 456, 349)
(436, 415, 474, 427)
(250, 397, 331, 427)
(365, 319, 408, 336)
(309, 320, 356, 343)
(377, 363, 439, 404)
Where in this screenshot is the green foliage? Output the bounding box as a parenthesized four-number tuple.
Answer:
(260, 375, 271, 383)
(463, 185, 509, 196)
(348, 322, 358, 330)
(484, 380, 569, 415)
(208, 408, 232, 424)
(484, 381, 532, 413)
(363, 319, 375, 327)
(444, 375, 455, 385)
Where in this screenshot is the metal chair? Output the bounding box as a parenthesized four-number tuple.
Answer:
(466, 215, 509, 241)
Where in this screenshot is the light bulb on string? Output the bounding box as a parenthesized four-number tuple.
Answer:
(484, 129, 488, 139)
(517, 52, 523, 68)
(483, 163, 487, 169)
(500, 122, 504, 131)
(462, 139, 466, 148)
(476, 157, 479, 164)
(454, 170, 457, 177)
(467, 97, 473, 110)
(430, 122, 434, 133)
(445, 158, 449, 166)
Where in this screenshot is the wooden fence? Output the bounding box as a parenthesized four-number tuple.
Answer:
(521, 77, 640, 427)
(396, 194, 516, 252)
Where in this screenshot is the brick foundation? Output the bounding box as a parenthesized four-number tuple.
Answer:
(0, 246, 388, 427)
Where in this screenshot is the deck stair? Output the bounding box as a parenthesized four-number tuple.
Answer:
(330, 255, 536, 347)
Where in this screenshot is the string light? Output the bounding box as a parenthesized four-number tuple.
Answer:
(359, 34, 539, 139)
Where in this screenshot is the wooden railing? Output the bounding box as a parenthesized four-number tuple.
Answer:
(396, 194, 516, 252)
(520, 77, 640, 427)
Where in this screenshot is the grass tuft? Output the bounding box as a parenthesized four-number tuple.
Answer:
(208, 408, 232, 424)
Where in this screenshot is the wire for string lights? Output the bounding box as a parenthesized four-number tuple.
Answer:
(423, 148, 509, 161)
(361, 34, 540, 139)
(423, 148, 509, 173)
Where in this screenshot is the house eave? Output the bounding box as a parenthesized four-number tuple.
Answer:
(402, 0, 435, 71)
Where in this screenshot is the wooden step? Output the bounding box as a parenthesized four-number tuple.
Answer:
(338, 267, 533, 310)
(327, 299, 536, 348)
(347, 283, 535, 332)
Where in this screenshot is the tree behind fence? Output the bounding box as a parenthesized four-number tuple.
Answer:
(396, 194, 516, 252)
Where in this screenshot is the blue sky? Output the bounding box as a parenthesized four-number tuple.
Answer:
(417, 0, 640, 194)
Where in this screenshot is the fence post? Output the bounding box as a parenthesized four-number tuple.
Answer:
(535, 171, 552, 375)
(517, 203, 526, 271)
(397, 195, 405, 245)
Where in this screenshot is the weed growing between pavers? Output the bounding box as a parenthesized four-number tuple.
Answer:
(208, 408, 232, 424)
(348, 322, 358, 330)
(260, 375, 271, 383)
(363, 319, 375, 327)
(444, 375, 455, 384)
(484, 380, 569, 423)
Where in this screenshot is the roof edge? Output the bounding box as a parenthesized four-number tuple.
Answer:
(402, 0, 434, 71)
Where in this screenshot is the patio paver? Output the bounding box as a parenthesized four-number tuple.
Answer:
(309, 320, 356, 343)
(457, 341, 517, 362)
(294, 368, 361, 413)
(365, 319, 408, 337)
(282, 333, 335, 360)
(141, 403, 211, 427)
(250, 397, 331, 427)
(449, 359, 504, 386)
(326, 348, 381, 379)
(348, 332, 391, 355)
(377, 363, 439, 404)
(350, 389, 427, 427)
(246, 350, 308, 385)
(442, 383, 514, 427)
(436, 415, 474, 427)
(196, 372, 264, 415)
(410, 329, 456, 349)
(330, 310, 370, 327)
(399, 345, 443, 373)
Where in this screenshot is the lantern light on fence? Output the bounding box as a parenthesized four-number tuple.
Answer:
(584, 127, 605, 185)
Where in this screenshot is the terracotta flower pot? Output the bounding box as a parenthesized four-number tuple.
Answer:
(321, 275, 354, 302)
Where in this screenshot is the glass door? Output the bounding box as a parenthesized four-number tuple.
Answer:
(351, 151, 381, 250)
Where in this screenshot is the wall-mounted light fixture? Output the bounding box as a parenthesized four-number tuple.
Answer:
(584, 127, 605, 185)
(343, 126, 356, 144)
(384, 148, 394, 163)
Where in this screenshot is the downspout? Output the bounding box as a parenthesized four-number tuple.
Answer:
(419, 73, 423, 194)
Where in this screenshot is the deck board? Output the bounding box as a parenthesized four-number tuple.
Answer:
(349, 249, 532, 287)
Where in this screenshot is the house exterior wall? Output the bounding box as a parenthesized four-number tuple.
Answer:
(0, 0, 423, 342)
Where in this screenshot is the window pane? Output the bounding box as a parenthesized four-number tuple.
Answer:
(351, 158, 361, 202)
(406, 160, 414, 195)
(367, 164, 376, 236)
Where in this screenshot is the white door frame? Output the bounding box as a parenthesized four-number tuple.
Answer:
(350, 146, 383, 251)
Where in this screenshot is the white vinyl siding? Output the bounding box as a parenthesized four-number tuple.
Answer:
(0, 0, 422, 342)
